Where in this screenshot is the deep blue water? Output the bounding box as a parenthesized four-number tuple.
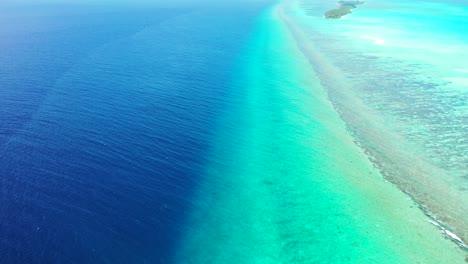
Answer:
(0, 2, 269, 263)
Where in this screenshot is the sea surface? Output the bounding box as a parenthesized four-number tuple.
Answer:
(287, 0, 468, 243)
(0, 1, 270, 262)
(0, 0, 466, 263)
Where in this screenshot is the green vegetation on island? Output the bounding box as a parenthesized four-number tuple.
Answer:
(325, 1, 364, 19)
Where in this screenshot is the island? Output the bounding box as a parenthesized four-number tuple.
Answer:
(324, 1, 364, 19)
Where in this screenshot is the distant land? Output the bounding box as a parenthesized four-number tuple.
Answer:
(325, 1, 364, 19)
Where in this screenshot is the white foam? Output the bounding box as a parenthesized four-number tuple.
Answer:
(426, 219, 467, 248)
(444, 229, 463, 244)
(360, 35, 385, 45)
(454, 68, 468, 74)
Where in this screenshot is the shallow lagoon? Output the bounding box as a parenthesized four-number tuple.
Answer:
(290, 0, 468, 247)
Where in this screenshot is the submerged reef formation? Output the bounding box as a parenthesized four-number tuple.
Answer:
(325, 1, 364, 19)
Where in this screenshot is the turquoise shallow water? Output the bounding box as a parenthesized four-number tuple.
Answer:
(1, 0, 466, 262)
(174, 4, 466, 263)
(287, 0, 468, 243)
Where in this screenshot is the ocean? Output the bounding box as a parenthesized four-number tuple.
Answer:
(0, 1, 270, 262)
(0, 0, 466, 263)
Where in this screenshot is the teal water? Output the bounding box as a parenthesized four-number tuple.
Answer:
(174, 4, 466, 263)
(1, 0, 466, 262)
(286, 0, 468, 243)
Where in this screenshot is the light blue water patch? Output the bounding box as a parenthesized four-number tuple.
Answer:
(289, 0, 468, 244)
